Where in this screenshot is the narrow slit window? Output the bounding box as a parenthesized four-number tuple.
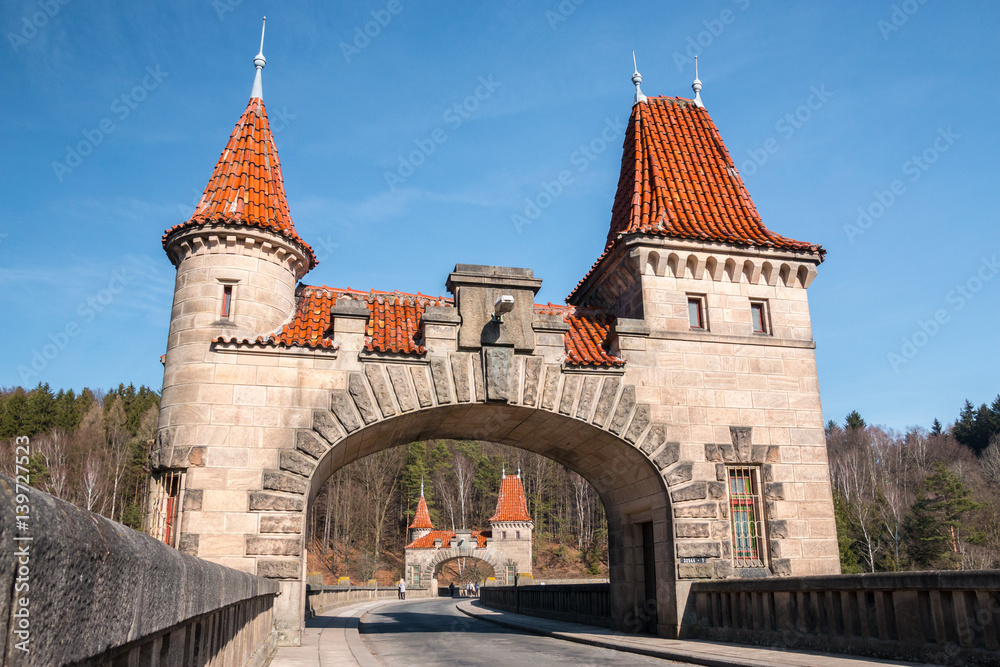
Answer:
(688, 296, 706, 330)
(221, 285, 233, 319)
(751, 301, 767, 334)
(727, 466, 768, 568)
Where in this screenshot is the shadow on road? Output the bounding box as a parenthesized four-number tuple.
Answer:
(359, 600, 503, 636)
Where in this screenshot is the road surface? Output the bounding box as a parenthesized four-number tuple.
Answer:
(359, 597, 681, 666)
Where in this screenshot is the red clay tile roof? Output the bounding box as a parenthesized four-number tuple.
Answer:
(163, 96, 317, 269)
(568, 96, 823, 303)
(214, 286, 623, 365)
(489, 474, 533, 523)
(405, 529, 487, 549)
(212, 286, 450, 353)
(536, 304, 624, 367)
(409, 494, 434, 530)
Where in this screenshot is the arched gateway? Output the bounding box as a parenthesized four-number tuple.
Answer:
(148, 42, 840, 647)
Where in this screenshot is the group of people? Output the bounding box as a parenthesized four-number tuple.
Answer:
(396, 578, 481, 600)
(448, 581, 479, 598)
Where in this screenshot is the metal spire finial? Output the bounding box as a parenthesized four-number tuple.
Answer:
(502, 463, 506, 477)
(517, 465, 521, 479)
(420, 476, 424, 497)
(250, 17, 266, 99)
(631, 50, 647, 106)
(692, 56, 704, 108)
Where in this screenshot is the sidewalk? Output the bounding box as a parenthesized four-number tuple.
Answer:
(269, 598, 411, 667)
(457, 600, 925, 667)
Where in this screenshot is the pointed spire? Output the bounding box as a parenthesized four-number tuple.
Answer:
(409, 486, 434, 530)
(691, 56, 704, 108)
(632, 51, 647, 106)
(251, 17, 266, 100)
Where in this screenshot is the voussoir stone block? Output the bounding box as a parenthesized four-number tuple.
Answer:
(260, 515, 303, 533)
(249, 492, 303, 512)
(592, 376, 620, 428)
(386, 365, 417, 412)
(264, 471, 308, 495)
(575, 376, 600, 420)
(280, 450, 316, 477)
(450, 354, 472, 403)
(609, 385, 636, 435)
(654, 444, 681, 471)
(624, 403, 651, 443)
(671, 481, 707, 503)
(409, 365, 434, 408)
(365, 364, 397, 416)
(297, 429, 329, 459)
(540, 365, 560, 411)
(522, 356, 543, 406)
(330, 390, 362, 432)
(430, 357, 452, 404)
(312, 410, 343, 446)
(348, 372, 379, 424)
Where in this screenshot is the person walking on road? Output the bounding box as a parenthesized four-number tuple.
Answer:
(397, 578, 406, 600)
(449, 582, 455, 598)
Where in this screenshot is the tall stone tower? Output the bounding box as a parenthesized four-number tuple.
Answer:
(489, 469, 534, 582)
(148, 36, 315, 553)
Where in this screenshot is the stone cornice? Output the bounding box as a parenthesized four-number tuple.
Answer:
(164, 222, 312, 281)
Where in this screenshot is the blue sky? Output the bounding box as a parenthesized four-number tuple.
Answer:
(1, 1, 998, 431)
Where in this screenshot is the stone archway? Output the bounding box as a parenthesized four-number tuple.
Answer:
(250, 355, 694, 642)
(426, 553, 501, 596)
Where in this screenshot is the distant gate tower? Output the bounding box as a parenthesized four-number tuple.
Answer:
(404, 469, 534, 591)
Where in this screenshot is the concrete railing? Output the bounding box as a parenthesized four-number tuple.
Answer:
(0, 475, 279, 667)
(686, 571, 1000, 666)
(480, 583, 611, 628)
(305, 585, 431, 616)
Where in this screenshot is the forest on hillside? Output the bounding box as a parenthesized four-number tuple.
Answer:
(828, 399, 1000, 572)
(2, 383, 999, 581)
(0, 383, 159, 528)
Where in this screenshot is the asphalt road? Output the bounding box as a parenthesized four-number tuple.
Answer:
(359, 597, 680, 666)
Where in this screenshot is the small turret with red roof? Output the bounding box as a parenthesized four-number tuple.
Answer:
(489, 465, 534, 543)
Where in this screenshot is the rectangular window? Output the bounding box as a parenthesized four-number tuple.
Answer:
(750, 301, 768, 334)
(688, 295, 706, 330)
(150, 470, 184, 548)
(727, 466, 767, 568)
(502, 531, 507, 539)
(221, 285, 233, 319)
(515, 531, 520, 540)
(506, 564, 516, 585)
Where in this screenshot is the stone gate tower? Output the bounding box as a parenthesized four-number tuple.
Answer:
(148, 40, 840, 646)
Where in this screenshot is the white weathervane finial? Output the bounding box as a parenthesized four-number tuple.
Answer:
(251, 16, 266, 99)
(517, 465, 521, 479)
(632, 50, 647, 106)
(420, 476, 424, 496)
(692, 56, 704, 108)
(502, 463, 506, 477)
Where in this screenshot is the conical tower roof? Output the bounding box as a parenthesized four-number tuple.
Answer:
(409, 491, 434, 530)
(489, 473, 532, 523)
(163, 23, 316, 269)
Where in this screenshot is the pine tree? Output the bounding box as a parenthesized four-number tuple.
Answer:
(845, 410, 866, 431)
(930, 418, 943, 437)
(905, 464, 982, 567)
(0, 387, 27, 438)
(833, 491, 862, 573)
(401, 442, 430, 523)
(22, 382, 55, 435)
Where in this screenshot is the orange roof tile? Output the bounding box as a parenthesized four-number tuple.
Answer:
(215, 286, 623, 366)
(163, 96, 317, 268)
(409, 494, 434, 530)
(569, 96, 823, 303)
(489, 474, 533, 523)
(405, 529, 487, 549)
(535, 303, 624, 367)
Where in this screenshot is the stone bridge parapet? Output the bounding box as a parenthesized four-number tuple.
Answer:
(0, 475, 278, 667)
